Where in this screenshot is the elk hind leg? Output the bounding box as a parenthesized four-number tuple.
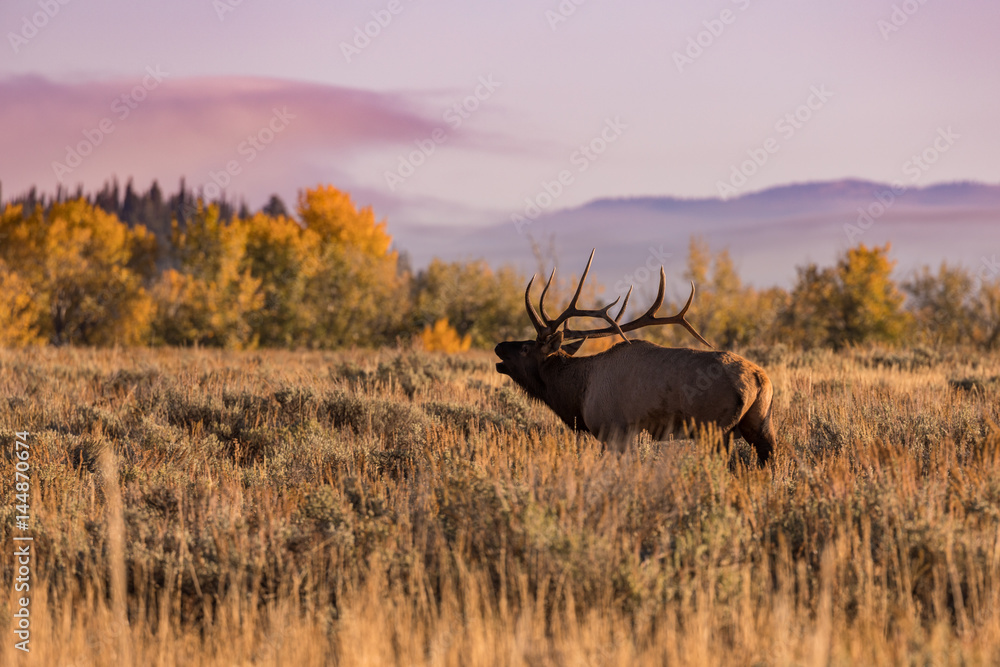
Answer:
(598, 423, 635, 454)
(738, 399, 775, 467)
(737, 377, 775, 467)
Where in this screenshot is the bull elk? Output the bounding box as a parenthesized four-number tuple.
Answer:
(494, 250, 776, 466)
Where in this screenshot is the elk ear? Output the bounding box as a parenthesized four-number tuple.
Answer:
(540, 330, 563, 356)
(561, 338, 586, 356)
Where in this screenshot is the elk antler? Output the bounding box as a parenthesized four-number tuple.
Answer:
(524, 249, 630, 343)
(562, 266, 713, 348)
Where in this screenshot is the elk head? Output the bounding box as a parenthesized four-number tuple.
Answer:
(495, 249, 712, 400)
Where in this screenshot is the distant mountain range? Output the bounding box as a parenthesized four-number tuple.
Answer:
(393, 179, 1000, 291)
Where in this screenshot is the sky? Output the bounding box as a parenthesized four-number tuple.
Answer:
(2, 0, 999, 229)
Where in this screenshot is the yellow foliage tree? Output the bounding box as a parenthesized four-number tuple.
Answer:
(834, 243, 908, 347)
(151, 186, 404, 349)
(0, 201, 155, 346)
(241, 211, 322, 347)
(152, 204, 263, 349)
(419, 318, 471, 353)
(780, 244, 908, 349)
(297, 185, 393, 257)
(0, 262, 44, 346)
(297, 185, 403, 347)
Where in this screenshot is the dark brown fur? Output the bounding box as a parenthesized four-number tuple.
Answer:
(495, 334, 775, 466)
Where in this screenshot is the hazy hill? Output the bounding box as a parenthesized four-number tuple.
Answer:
(394, 179, 1000, 293)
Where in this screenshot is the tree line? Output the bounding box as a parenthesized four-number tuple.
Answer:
(666, 238, 1000, 351)
(0, 181, 997, 351)
(0, 183, 524, 350)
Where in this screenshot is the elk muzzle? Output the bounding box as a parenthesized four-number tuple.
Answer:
(494, 342, 510, 375)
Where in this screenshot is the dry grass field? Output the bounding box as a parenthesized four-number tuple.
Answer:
(2, 344, 1000, 666)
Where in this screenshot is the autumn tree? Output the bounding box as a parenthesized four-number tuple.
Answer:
(151, 186, 406, 349)
(646, 237, 785, 349)
(418, 318, 472, 353)
(296, 186, 404, 347)
(833, 244, 908, 346)
(685, 241, 755, 347)
(781, 244, 908, 349)
(0, 260, 44, 346)
(0, 200, 155, 346)
(661, 240, 908, 350)
(298, 185, 392, 256)
(241, 211, 320, 347)
(972, 277, 1000, 349)
(904, 263, 1000, 349)
(411, 259, 528, 348)
(152, 204, 263, 349)
(904, 263, 977, 346)
(777, 264, 839, 348)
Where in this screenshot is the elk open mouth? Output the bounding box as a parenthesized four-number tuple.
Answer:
(494, 343, 509, 375)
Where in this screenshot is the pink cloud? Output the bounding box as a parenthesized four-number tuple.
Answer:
(0, 74, 439, 205)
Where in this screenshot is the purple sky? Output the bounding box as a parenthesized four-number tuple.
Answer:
(2, 0, 999, 228)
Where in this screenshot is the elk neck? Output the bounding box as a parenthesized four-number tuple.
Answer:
(537, 351, 594, 433)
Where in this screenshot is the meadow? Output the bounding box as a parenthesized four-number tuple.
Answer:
(1, 343, 999, 666)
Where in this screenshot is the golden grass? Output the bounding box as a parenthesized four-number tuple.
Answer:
(1, 344, 1000, 666)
